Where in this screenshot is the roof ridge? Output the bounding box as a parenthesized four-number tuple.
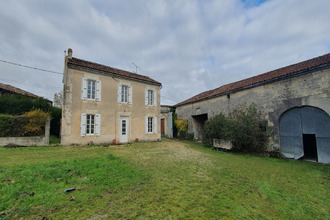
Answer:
(175, 52, 330, 107)
(68, 57, 161, 86)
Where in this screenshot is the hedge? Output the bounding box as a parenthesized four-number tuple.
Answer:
(0, 109, 49, 137)
(0, 94, 61, 137)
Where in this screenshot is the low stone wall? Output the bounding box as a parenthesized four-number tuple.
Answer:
(213, 139, 233, 150)
(0, 117, 50, 146)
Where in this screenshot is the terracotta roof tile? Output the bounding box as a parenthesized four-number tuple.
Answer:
(67, 57, 161, 86)
(175, 53, 330, 107)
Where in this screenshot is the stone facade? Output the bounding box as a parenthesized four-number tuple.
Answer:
(160, 105, 173, 138)
(176, 54, 330, 163)
(61, 50, 162, 145)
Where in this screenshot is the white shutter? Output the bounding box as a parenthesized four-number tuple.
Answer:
(95, 114, 101, 136)
(145, 116, 148, 134)
(96, 80, 101, 101)
(80, 113, 86, 136)
(128, 86, 132, 104)
(117, 84, 122, 103)
(145, 89, 148, 106)
(153, 90, 157, 107)
(81, 78, 87, 100)
(153, 116, 157, 134)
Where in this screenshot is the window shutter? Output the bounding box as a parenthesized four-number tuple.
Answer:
(80, 113, 86, 136)
(117, 84, 122, 103)
(95, 114, 101, 136)
(153, 90, 157, 107)
(128, 86, 132, 104)
(145, 89, 148, 106)
(145, 116, 148, 134)
(81, 78, 87, 100)
(153, 116, 157, 134)
(96, 80, 101, 101)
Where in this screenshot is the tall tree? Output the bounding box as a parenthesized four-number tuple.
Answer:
(53, 91, 63, 108)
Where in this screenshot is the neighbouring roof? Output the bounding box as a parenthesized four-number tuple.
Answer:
(0, 82, 46, 100)
(67, 57, 162, 86)
(175, 53, 330, 107)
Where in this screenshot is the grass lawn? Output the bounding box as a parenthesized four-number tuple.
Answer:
(0, 139, 329, 219)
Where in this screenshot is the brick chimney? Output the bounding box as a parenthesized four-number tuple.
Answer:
(68, 48, 73, 59)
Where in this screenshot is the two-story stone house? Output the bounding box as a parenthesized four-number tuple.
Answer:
(61, 49, 162, 145)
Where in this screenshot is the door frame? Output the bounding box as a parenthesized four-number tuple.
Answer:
(119, 116, 130, 143)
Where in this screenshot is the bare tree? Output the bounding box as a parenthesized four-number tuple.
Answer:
(53, 91, 63, 108)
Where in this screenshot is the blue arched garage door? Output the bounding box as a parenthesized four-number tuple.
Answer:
(279, 106, 330, 164)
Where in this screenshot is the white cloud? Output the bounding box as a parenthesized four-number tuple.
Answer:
(0, 0, 329, 105)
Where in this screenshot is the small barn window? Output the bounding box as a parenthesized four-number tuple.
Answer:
(227, 94, 230, 99)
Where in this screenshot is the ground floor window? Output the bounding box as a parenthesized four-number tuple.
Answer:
(148, 117, 153, 133)
(86, 114, 95, 135)
(81, 113, 101, 136)
(145, 116, 157, 134)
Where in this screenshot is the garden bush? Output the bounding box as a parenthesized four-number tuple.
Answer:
(203, 113, 229, 146)
(203, 104, 270, 153)
(0, 109, 49, 137)
(0, 94, 61, 137)
(174, 118, 194, 139)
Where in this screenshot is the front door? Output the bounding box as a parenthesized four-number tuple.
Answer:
(120, 117, 129, 143)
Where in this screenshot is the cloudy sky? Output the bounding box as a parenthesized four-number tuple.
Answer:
(0, 0, 329, 105)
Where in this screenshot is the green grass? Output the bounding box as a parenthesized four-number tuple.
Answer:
(0, 139, 329, 219)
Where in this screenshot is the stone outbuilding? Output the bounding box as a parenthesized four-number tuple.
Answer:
(175, 53, 330, 164)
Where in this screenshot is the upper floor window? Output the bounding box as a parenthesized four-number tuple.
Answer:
(81, 78, 101, 101)
(147, 90, 153, 105)
(87, 80, 96, 99)
(145, 89, 157, 106)
(118, 84, 132, 104)
(121, 85, 128, 103)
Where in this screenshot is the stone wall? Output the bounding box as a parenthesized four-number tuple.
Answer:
(176, 68, 330, 149)
(0, 116, 51, 146)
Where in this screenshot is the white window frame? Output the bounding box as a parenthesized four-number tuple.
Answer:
(145, 89, 157, 106)
(86, 114, 95, 135)
(145, 116, 157, 134)
(148, 117, 153, 133)
(81, 78, 101, 101)
(118, 84, 132, 104)
(148, 90, 153, 106)
(81, 113, 101, 136)
(87, 80, 96, 100)
(121, 85, 128, 103)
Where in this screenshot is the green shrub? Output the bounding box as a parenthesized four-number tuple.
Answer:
(0, 109, 49, 137)
(22, 109, 50, 136)
(203, 113, 229, 146)
(227, 104, 269, 153)
(0, 94, 61, 137)
(203, 104, 270, 153)
(175, 118, 189, 139)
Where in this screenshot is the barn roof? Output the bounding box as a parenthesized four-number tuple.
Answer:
(67, 57, 162, 86)
(175, 53, 330, 107)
